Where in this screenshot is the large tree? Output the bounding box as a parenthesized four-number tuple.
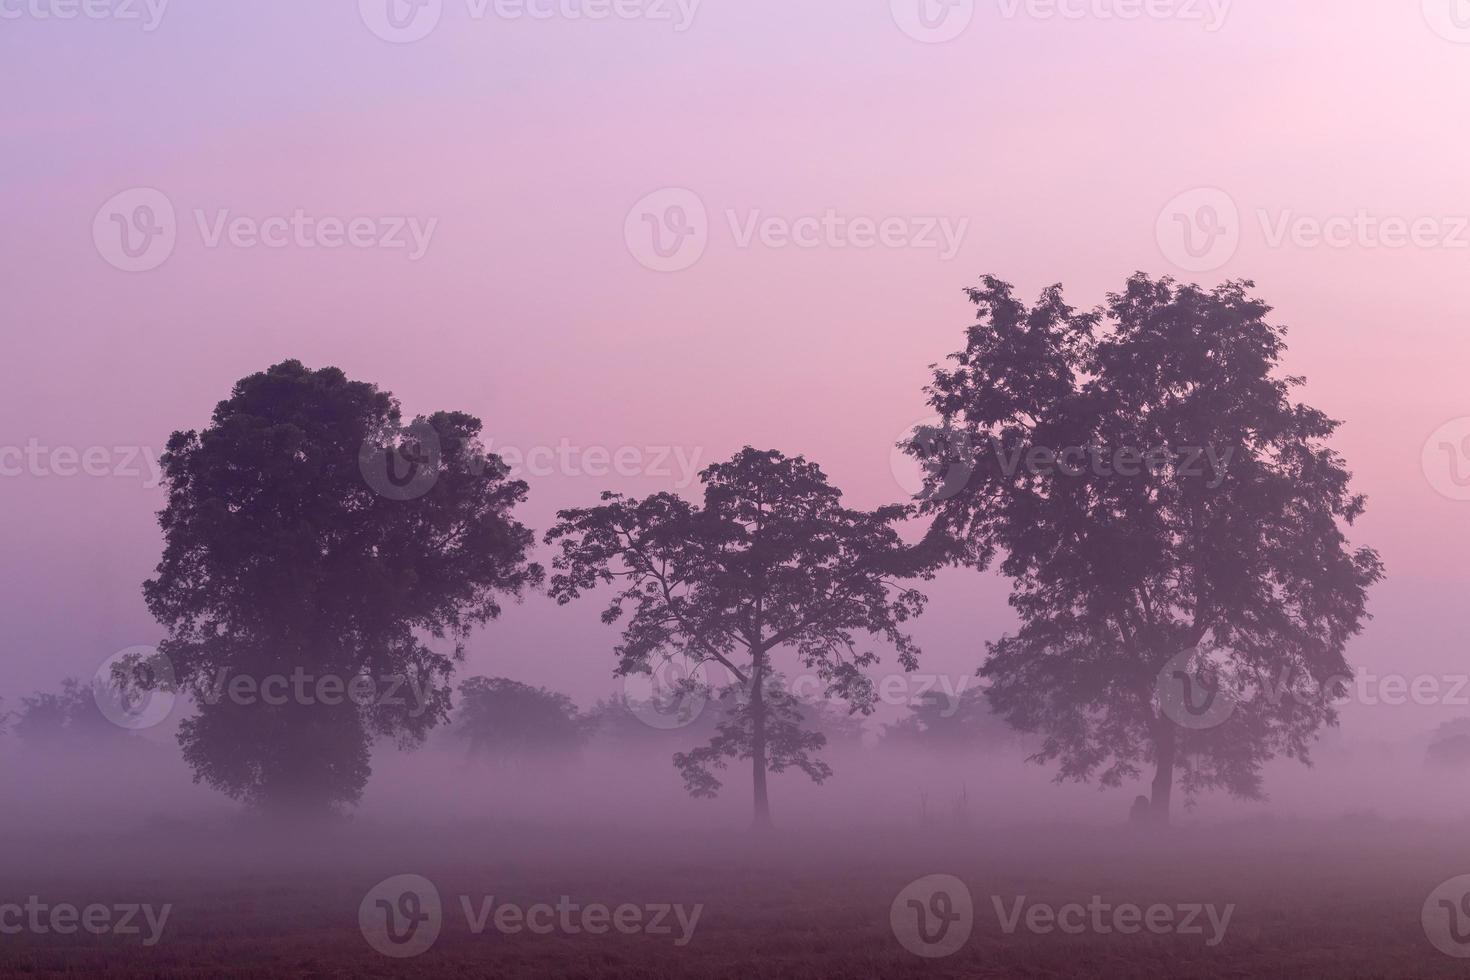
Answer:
(545, 447, 935, 829)
(907, 275, 1382, 822)
(144, 360, 540, 815)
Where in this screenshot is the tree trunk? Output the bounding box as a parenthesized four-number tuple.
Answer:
(1150, 723, 1176, 825)
(750, 654, 771, 831)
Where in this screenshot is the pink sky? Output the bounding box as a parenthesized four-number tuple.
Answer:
(2, 0, 1467, 734)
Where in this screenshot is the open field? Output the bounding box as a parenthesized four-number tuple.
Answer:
(3, 818, 1468, 979)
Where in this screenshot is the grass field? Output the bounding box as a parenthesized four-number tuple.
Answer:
(2, 816, 1468, 978)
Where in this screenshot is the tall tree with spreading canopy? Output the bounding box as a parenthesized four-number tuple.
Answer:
(906, 275, 1383, 822)
(545, 447, 936, 829)
(144, 360, 540, 816)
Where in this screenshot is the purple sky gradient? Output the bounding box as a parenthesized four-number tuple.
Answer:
(3, 0, 1468, 735)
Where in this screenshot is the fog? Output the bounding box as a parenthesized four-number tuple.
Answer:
(4, 692, 1466, 857)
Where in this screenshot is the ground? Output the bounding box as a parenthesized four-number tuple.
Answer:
(1, 817, 1466, 978)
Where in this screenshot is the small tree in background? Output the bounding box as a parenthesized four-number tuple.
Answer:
(452, 676, 589, 768)
(12, 678, 117, 744)
(883, 684, 1014, 750)
(907, 275, 1382, 822)
(546, 447, 938, 829)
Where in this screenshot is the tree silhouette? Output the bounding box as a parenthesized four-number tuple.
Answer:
(452, 676, 589, 768)
(13, 678, 116, 744)
(906, 275, 1382, 822)
(545, 447, 936, 829)
(883, 684, 1014, 750)
(143, 360, 540, 816)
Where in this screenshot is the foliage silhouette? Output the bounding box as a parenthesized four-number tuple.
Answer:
(143, 360, 540, 815)
(546, 447, 938, 828)
(906, 275, 1383, 822)
(452, 675, 589, 768)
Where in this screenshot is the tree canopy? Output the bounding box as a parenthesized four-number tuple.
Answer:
(545, 447, 937, 827)
(906, 274, 1383, 821)
(143, 360, 541, 814)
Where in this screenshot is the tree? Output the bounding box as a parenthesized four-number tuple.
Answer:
(545, 447, 936, 829)
(906, 275, 1383, 823)
(883, 684, 1014, 749)
(143, 360, 540, 816)
(452, 676, 588, 767)
(674, 680, 833, 801)
(13, 678, 116, 744)
(1427, 734, 1470, 770)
